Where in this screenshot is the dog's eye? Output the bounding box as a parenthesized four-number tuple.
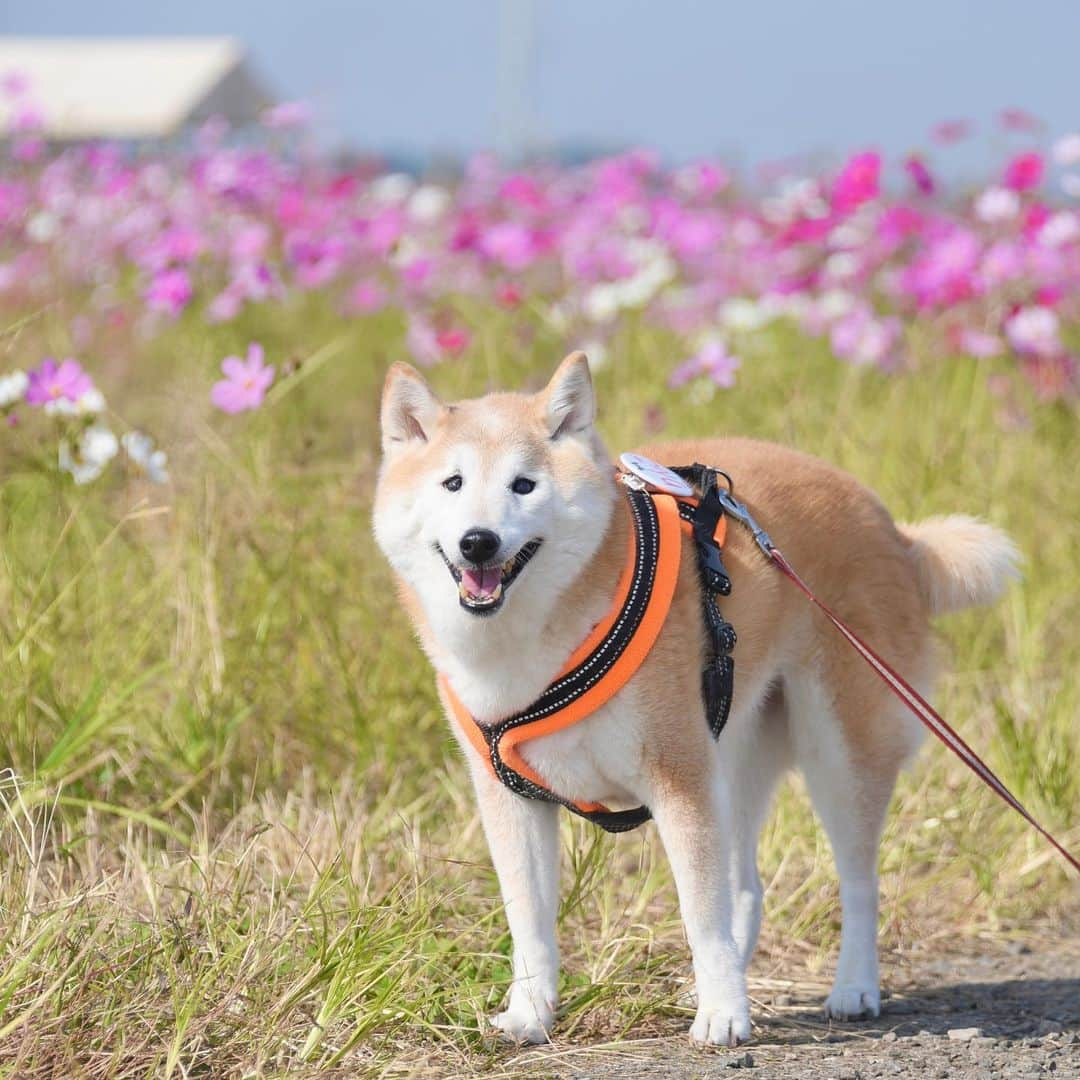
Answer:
(443, 475, 463, 492)
(511, 477, 536, 495)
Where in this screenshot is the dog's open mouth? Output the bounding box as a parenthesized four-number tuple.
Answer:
(437, 540, 543, 615)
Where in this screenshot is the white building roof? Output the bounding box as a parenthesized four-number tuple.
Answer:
(0, 37, 273, 139)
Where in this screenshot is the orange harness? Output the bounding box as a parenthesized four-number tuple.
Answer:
(440, 474, 731, 832)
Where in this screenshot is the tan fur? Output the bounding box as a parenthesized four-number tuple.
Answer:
(632, 437, 936, 772)
(898, 515, 1020, 615)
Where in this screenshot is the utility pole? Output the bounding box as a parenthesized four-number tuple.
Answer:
(495, 0, 536, 162)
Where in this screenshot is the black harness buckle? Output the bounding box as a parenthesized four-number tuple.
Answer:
(673, 464, 738, 739)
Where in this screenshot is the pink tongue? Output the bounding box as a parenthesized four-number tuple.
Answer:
(462, 565, 500, 596)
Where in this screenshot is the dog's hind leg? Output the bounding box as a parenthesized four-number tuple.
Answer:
(649, 752, 751, 1046)
(785, 672, 909, 1020)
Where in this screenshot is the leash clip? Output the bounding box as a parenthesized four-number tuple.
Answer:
(714, 489, 775, 557)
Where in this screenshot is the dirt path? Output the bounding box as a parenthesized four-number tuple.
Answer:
(504, 939, 1080, 1079)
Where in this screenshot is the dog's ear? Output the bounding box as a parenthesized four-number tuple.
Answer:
(539, 351, 595, 438)
(380, 362, 443, 452)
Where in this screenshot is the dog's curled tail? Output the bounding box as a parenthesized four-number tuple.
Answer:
(898, 515, 1021, 616)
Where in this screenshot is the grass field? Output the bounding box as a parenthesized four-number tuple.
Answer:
(0, 301, 1077, 1078)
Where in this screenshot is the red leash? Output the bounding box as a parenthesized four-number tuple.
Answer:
(716, 488, 1079, 875)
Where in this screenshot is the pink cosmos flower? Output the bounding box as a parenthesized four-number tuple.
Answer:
(998, 108, 1041, 133)
(1003, 152, 1044, 193)
(931, 119, 972, 145)
(669, 340, 741, 388)
(145, 268, 192, 316)
(904, 156, 935, 197)
(435, 327, 471, 357)
(210, 344, 275, 413)
(26, 357, 93, 405)
(405, 315, 442, 367)
(495, 282, 523, 308)
(830, 307, 903, 369)
(956, 328, 1003, 359)
(10, 102, 44, 133)
(479, 222, 537, 271)
(832, 152, 881, 213)
(0, 70, 30, 98)
(262, 101, 311, 130)
(348, 280, 387, 313)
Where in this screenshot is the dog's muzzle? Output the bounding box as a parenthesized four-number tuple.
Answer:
(436, 539, 543, 615)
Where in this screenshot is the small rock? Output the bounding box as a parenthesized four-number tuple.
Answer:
(948, 1026, 984, 1041)
(882, 1030, 898, 1043)
(726, 1050, 754, 1069)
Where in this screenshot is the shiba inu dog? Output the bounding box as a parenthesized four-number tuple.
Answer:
(372, 352, 1018, 1047)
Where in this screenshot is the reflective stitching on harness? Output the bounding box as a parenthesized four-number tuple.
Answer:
(441, 473, 733, 834)
(491, 491, 657, 732)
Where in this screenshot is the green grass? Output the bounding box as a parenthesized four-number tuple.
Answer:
(0, 299, 1077, 1078)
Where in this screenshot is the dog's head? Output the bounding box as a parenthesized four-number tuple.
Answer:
(373, 353, 616, 633)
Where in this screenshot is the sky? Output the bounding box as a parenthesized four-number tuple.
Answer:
(2, 0, 1077, 175)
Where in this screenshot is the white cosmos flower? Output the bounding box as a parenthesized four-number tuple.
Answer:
(0, 369, 29, 408)
(1052, 133, 1080, 167)
(975, 186, 1020, 224)
(1005, 306, 1061, 358)
(121, 430, 169, 484)
(583, 283, 620, 323)
(1038, 211, 1079, 249)
(59, 423, 119, 485)
(368, 173, 414, 204)
(407, 184, 451, 224)
(818, 289, 857, 321)
(26, 211, 59, 244)
(44, 387, 106, 417)
(719, 297, 774, 333)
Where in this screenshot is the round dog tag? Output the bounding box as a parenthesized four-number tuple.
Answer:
(619, 453, 694, 496)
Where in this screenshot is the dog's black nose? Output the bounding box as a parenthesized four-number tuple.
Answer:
(459, 529, 500, 565)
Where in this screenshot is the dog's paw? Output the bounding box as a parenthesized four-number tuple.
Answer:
(490, 1006, 553, 1045)
(689, 1002, 752, 1048)
(824, 984, 881, 1020)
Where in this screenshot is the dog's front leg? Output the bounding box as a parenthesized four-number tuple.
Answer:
(470, 764, 561, 1044)
(651, 776, 750, 1047)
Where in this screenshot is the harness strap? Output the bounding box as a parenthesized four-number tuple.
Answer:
(442, 487, 687, 832)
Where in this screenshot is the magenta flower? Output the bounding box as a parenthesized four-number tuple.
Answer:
(145, 268, 193, 317)
(904, 155, 935, 197)
(832, 152, 881, 213)
(435, 326, 471, 357)
(1003, 153, 1044, 193)
(26, 357, 93, 405)
(210, 344, 275, 413)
